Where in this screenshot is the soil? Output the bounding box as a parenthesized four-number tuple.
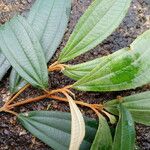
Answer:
(0, 0, 150, 149)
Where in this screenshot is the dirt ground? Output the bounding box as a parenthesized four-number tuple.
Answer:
(0, 0, 150, 149)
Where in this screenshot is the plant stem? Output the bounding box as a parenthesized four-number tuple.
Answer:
(0, 107, 4, 112)
(4, 61, 69, 107)
(7, 94, 49, 109)
(4, 84, 30, 107)
(0, 106, 18, 116)
(44, 85, 73, 95)
(4, 110, 18, 116)
(49, 95, 103, 114)
(5, 92, 103, 116)
(48, 61, 69, 72)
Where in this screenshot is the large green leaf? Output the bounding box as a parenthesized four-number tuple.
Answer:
(90, 114, 112, 150)
(58, 0, 131, 62)
(18, 111, 98, 150)
(105, 91, 150, 126)
(27, 0, 71, 62)
(0, 50, 10, 81)
(72, 29, 150, 92)
(0, 16, 48, 89)
(112, 105, 135, 150)
(63, 48, 128, 80)
(9, 0, 71, 93)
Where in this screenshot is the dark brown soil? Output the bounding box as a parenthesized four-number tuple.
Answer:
(0, 0, 150, 149)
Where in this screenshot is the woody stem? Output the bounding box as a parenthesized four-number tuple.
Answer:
(4, 84, 30, 107)
(4, 61, 67, 107)
(7, 94, 49, 109)
(3, 93, 103, 116)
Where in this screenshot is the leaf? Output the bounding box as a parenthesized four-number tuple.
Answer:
(105, 91, 150, 126)
(0, 50, 10, 81)
(58, 0, 131, 63)
(18, 111, 98, 150)
(9, 69, 27, 94)
(72, 29, 150, 92)
(67, 95, 85, 150)
(90, 114, 112, 150)
(112, 104, 135, 150)
(9, 0, 71, 93)
(9, 69, 27, 93)
(63, 48, 128, 80)
(27, 0, 71, 62)
(0, 15, 48, 89)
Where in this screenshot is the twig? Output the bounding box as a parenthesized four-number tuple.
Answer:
(4, 84, 30, 107)
(7, 94, 48, 109)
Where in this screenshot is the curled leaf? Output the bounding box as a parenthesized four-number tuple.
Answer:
(67, 95, 85, 150)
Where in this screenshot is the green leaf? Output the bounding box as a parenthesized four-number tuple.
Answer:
(27, 0, 71, 62)
(63, 48, 128, 80)
(58, 0, 131, 62)
(9, 0, 71, 93)
(0, 50, 10, 81)
(112, 104, 135, 150)
(0, 16, 48, 89)
(90, 114, 112, 150)
(18, 111, 98, 150)
(72, 29, 150, 92)
(105, 91, 150, 126)
(9, 69, 27, 94)
(9, 69, 27, 93)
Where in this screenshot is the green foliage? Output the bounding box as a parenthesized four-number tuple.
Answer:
(63, 48, 128, 80)
(105, 91, 150, 125)
(27, 0, 71, 62)
(90, 114, 112, 150)
(58, 0, 132, 62)
(9, 0, 71, 93)
(18, 111, 98, 150)
(0, 0, 150, 149)
(112, 105, 135, 150)
(0, 50, 10, 80)
(0, 16, 48, 89)
(72, 29, 150, 92)
(9, 69, 27, 93)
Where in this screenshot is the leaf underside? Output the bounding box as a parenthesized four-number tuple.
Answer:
(58, 0, 132, 62)
(0, 16, 48, 89)
(18, 111, 98, 150)
(27, 0, 71, 62)
(9, 69, 27, 93)
(112, 104, 135, 150)
(105, 91, 150, 126)
(68, 96, 85, 150)
(9, 0, 71, 93)
(72, 29, 150, 92)
(0, 50, 10, 81)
